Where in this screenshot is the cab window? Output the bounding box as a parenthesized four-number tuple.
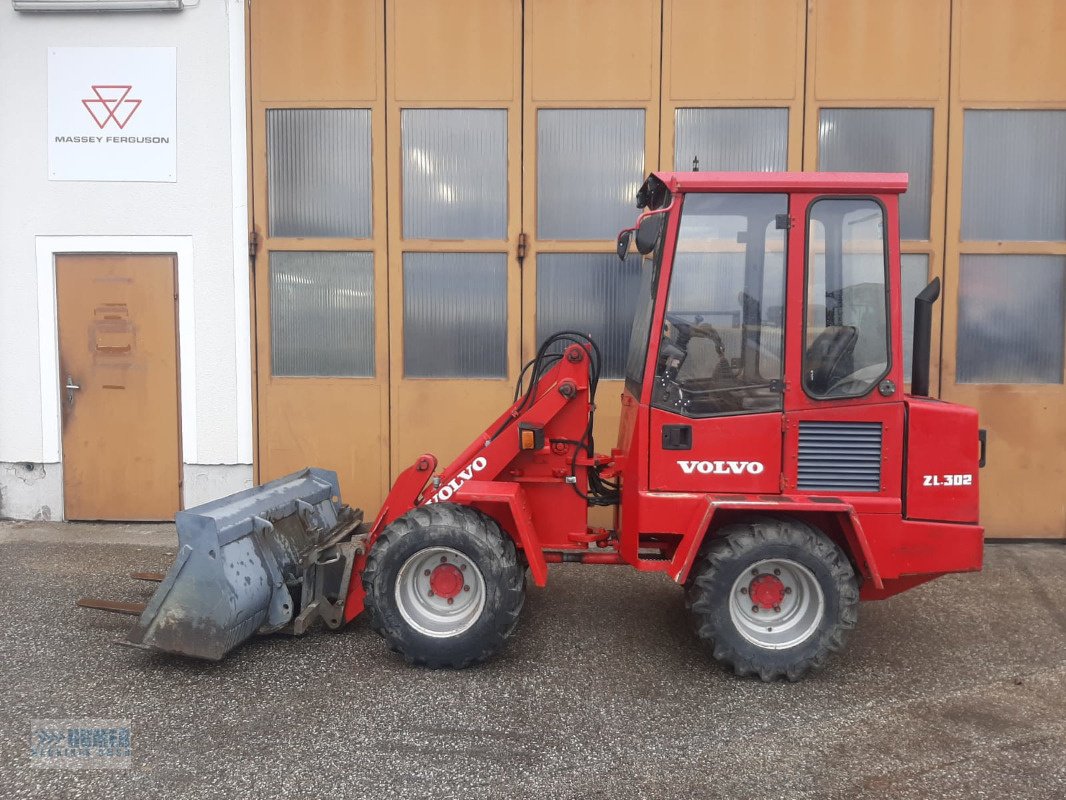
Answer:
(652, 192, 787, 417)
(803, 198, 890, 399)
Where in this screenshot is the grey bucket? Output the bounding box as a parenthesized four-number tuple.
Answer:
(126, 468, 364, 660)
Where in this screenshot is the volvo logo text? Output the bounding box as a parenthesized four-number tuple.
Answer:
(677, 459, 765, 476)
(428, 456, 489, 503)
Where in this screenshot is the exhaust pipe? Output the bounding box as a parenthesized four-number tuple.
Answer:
(910, 277, 941, 397)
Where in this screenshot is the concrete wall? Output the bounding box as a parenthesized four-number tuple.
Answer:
(0, 1, 251, 519)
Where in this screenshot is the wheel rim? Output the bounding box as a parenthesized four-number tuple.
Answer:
(728, 558, 825, 650)
(394, 546, 486, 638)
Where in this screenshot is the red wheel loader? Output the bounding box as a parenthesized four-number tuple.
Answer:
(80, 172, 985, 681)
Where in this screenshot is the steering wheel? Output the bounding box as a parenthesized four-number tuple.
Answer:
(659, 312, 734, 390)
(825, 362, 888, 398)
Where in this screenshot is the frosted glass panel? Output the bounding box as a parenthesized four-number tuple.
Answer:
(675, 108, 788, 172)
(270, 251, 375, 377)
(818, 108, 933, 240)
(402, 109, 507, 240)
(537, 109, 645, 240)
(536, 254, 643, 379)
(901, 254, 930, 379)
(962, 111, 1066, 241)
(267, 109, 372, 238)
(403, 253, 507, 378)
(957, 255, 1065, 384)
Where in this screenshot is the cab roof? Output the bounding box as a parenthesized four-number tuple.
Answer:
(652, 171, 909, 195)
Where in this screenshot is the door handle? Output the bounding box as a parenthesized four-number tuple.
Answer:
(662, 424, 692, 450)
(65, 375, 80, 407)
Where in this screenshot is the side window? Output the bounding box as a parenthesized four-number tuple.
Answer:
(653, 193, 787, 417)
(804, 199, 889, 399)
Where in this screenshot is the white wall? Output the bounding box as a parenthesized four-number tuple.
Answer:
(0, 1, 252, 519)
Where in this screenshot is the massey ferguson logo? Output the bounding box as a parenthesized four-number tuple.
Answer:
(82, 85, 142, 129)
(427, 457, 489, 503)
(677, 459, 765, 476)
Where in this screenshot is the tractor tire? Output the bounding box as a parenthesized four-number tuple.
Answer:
(685, 517, 859, 682)
(361, 503, 525, 669)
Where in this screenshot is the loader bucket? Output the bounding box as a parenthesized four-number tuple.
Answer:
(120, 468, 364, 660)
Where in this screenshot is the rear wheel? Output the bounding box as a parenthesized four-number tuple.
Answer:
(686, 518, 859, 681)
(362, 503, 524, 668)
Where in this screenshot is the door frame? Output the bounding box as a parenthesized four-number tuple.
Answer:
(35, 238, 200, 495)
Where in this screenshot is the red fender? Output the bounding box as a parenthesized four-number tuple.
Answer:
(452, 480, 548, 587)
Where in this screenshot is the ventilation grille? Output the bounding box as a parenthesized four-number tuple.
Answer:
(797, 421, 882, 493)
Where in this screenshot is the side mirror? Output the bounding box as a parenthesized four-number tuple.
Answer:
(616, 228, 634, 261)
(635, 212, 665, 255)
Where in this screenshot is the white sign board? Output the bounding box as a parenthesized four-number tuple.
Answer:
(48, 47, 176, 182)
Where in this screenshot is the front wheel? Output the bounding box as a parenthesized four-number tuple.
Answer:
(686, 518, 859, 681)
(361, 503, 525, 668)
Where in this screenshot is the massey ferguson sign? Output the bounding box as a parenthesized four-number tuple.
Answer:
(48, 48, 176, 182)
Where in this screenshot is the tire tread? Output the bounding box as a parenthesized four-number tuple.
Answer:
(685, 517, 859, 682)
(361, 503, 524, 669)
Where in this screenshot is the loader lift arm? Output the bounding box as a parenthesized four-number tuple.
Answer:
(343, 332, 618, 624)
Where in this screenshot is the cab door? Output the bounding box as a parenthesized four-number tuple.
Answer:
(648, 192, 789, 494)
(781, 193, 905, 511)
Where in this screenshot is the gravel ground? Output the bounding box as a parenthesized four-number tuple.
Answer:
(1, 520, 1064, 799)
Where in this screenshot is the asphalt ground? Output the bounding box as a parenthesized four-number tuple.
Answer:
(1, 520, 1064, 799)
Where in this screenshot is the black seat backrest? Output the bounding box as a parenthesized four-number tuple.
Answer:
(804, 325, 858, 395)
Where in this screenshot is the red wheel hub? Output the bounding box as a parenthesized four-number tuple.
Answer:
(749, 573, 785, 609)
(429, 563, 464, 599)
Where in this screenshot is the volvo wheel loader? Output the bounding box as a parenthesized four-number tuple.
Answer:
(81, 171, 985, 681)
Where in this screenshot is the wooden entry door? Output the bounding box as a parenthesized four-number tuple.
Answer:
(56, 254, 182, 520)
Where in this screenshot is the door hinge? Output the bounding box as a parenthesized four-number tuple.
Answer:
(248, 229, 260, 259)
(517, 232, 528, 263)
(775, 214, 793, 230)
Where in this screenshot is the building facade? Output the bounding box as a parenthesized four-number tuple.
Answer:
(1, 0, 1065, 539)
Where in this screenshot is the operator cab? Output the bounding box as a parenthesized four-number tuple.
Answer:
(621, 173, 892, 421)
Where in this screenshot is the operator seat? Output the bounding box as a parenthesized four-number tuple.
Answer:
(804, 325, 858, 395)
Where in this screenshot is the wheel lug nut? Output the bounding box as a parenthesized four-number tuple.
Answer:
(751, 604, 759, 613)
(751, 569, 758, 576)
(440, 556, 447, 563)
(784, 587, 792, 594)
(773, 605, 781, 613)
(428, 590, 434, 597)
(463, 585, 470, 592)
(447, 598, 454, 605)
(740, 587, 747, 595)
(423, 569, 431, 577)
(773, 568, 781, 576)
(460, 564, 467, 571)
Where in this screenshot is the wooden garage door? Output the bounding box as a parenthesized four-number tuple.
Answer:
(249, 0, 391, 509)
(940, 0, 1066, 538)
